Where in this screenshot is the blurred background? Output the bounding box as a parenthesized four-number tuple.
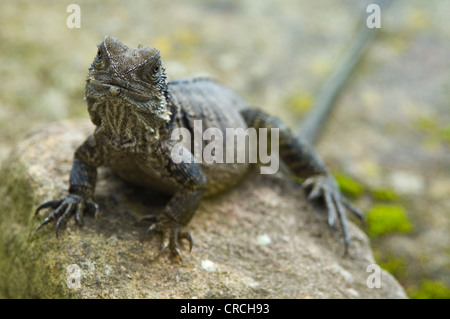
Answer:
(0, 0, 449, 298)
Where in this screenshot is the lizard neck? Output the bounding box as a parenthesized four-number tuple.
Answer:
(88, 93, 170, 153)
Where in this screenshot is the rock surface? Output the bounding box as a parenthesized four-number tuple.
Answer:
(0, 120, 406, 298)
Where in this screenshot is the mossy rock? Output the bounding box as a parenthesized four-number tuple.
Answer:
(411, 280, 450, 299)
(334, 172, 364, 198)
(367, 204, 412, 237)
(371, 188, 399, 201)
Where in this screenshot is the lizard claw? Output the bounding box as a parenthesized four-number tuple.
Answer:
(35, 199, 64, 216)
(144, 215, 193, 264)
(303, 174, 364, 255)
(179, 231, 194, 253)
(35, 194, 98, 236)
(342, 197, 365, 222)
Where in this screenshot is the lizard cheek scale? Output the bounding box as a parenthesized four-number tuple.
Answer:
(34, 35, 363, 263)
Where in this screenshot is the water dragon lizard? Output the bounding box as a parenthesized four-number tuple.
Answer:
(35, 36, 364, 263)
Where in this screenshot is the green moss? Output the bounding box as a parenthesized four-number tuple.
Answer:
(411, 280, 450, 299)
(334, 172, 364, 198)
(371, 187, 399, 201)
(378, 256, 408, 280)
(414, 115, 439, 133)
(367, 204, 412, 236)
(0, 155, 74, 298)
(285, 92, 314, 115)
(414, 115, 450, 146)
(441, 126, 450, 143)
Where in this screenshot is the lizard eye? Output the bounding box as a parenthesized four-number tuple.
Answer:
(94, 49, 105, 69)
(153, 65, 160, 74)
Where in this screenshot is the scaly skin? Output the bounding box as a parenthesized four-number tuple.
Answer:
(35, 36, 363, 263)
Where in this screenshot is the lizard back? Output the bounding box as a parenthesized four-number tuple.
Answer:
(167, 78, 251, 196)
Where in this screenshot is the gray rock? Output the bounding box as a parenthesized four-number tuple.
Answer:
(0, 120, 407, 298)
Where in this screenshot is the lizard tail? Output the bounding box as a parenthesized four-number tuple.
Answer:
(298, 0, 393, 145)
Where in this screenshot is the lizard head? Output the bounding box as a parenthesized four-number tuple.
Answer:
(85, 35, 171, 128)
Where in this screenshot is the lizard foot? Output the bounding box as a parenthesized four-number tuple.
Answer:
(142, 215, 193, 265)
(35, 194, 99, 237)
(302, 174, 364, 254)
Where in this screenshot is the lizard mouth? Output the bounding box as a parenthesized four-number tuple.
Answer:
(85, 77, 152, 102)
(112, 137, 134, 148)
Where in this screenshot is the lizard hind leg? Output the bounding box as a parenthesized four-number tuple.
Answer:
(240, 108, 364, 254)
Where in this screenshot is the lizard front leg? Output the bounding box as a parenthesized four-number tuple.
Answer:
(142, 143, 206, 263)
(241, 108, 363, 253)
(35, 135, 103, 235)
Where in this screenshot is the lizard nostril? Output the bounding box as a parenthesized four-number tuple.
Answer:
(109, 86, 120, 96)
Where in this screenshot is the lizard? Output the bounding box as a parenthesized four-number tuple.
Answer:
(35, 36, 363, 263)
